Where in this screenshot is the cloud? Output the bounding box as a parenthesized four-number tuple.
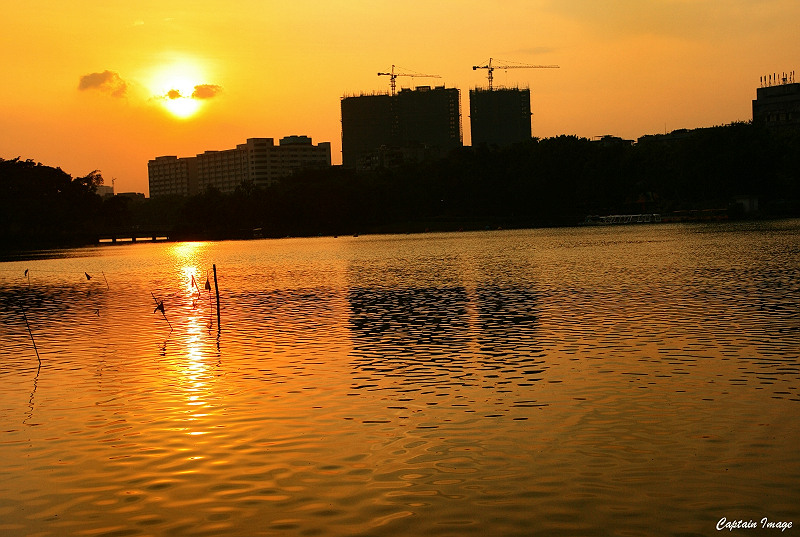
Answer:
(78, 70, 128, 98)
(159, 84, 222, 101)
(191, 84, 223, 99)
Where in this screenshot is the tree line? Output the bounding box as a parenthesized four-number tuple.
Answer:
(2, 122, 798, 250)
(0, 158, 106, 249)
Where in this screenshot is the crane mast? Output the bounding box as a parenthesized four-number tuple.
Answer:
(378, 65, 441, 96)
(472, 58, 559, 90)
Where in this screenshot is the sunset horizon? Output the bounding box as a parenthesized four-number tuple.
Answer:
(2, 4, 799, 533)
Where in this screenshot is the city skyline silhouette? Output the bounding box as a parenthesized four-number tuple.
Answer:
(2, 1, 798, 195)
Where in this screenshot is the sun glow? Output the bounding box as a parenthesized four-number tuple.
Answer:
(149, 59, 207, 119)
(164, 95, 201, 119)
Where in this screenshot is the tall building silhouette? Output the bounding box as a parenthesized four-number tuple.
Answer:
(469, 87, 532, 147)
(149, 136, 331, 197)
(340, 93, 394, 169)
(341, 86, 462, 169)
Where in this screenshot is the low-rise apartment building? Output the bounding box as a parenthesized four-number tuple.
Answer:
(148, 136, 331, 197)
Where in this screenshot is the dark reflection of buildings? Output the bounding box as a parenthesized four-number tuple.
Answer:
(348, 284, 546, 392)
(473, 285, 545, 386)
(349, 286, 471, 354)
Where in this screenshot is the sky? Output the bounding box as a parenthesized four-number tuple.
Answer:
(1, 0, 798, 195)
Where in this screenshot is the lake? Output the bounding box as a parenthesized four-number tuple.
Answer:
(1, 221, 798, 536)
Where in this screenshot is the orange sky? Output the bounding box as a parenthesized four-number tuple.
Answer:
(1, 0, 797, 195)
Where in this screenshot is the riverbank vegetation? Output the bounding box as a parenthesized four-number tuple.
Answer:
(2, 122, 799, 249)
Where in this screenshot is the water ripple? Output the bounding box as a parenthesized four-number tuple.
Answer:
(0, 223, 798, 536)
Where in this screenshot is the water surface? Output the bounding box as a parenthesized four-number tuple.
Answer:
(1, 221, 798, 536)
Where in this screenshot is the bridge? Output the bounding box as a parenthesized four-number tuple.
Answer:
(97, 228, 172, 244)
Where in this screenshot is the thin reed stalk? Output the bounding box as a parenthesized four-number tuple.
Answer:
(19, 302, 41, 366)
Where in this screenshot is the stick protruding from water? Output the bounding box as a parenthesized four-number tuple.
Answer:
(19, 302, 41, 366)
(213, 264, 221, 331)
(151, 292, 173, 331)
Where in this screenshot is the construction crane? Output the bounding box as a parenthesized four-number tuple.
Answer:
(472, 58, 559, 90)
(378, 65, 441, 96)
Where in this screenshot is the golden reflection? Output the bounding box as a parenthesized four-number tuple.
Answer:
(170, 241, 207, 261)
(181, 276, 211, 435)
(164, 241, 217, 439)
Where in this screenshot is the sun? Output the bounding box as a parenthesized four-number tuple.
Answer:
(163, 92, 202, 119)
(149, 59, 206, 119)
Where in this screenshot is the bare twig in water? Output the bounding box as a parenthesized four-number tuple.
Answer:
(151, 292, 173, 331)
(19, 301, 41, 366)
(191, 274, 201, 298)
(205, 271, 213, 329)
(213, 264, 221, 331)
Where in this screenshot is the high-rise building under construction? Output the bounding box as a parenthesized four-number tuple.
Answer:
(341, 86, 462, 169)
(469, 87, 532, 147)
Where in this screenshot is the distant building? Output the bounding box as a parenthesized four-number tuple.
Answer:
(341, 86, 462, 169)
(195, 146, 249, 194)
(252, 136, 331, 185)
(341, 93, 394, 169)
(96, 184, 114, 198)
(148, 156, 198, 197)
(752, 72, 800, 129)
(148, 136, 331, 197)
(469, 87, 532, 147)
(637, 129, 695, 145)
(592, 135, 634, 147)
(116, 192, 146, 200)
(394, 86, 462, 153)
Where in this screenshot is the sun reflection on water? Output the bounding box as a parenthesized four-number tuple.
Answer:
(169, 241, 207, 265)
(180, 279, 215, 435)
(165, 241, 218, 437)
